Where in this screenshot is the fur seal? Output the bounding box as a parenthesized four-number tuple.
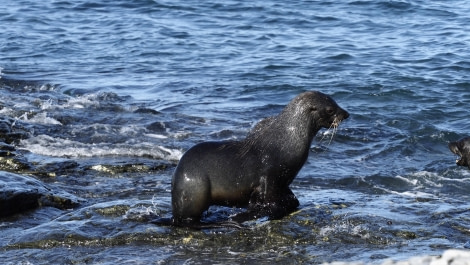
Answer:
(171, 91, 349, 227)
(449, 137, 470, 168)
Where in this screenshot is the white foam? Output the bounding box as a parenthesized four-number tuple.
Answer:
(439, 176, 470, 183)
(13, 111, 62, 125)
(32, 93, 103, 110)
(18, 134, 183, 161)
(394, 175, 419, 186)
(409, 171, 439, 178)
(0, 107, 14, 115)
(124, 196, 166, 220)
(144, 133, 168, 139)
(39, 98, 55, 110)
(388, 190, 438, 199)
(27, 112, 62, 125)
(410, 170, 470, 185)
(64, 94, 101, 109)
(319, 218, 370, 240)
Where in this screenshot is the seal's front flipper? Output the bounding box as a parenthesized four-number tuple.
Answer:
(266, 190, 300, 219)
(239, 189, 300, 221)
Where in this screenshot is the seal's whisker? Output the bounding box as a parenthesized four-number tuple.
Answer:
(326, 118, 342, 146)
(327, 120, 338, 146)
(327, 126, 336, 146)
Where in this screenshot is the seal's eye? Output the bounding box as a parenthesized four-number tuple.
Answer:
(326, 107, 335, 115)
(310, 107, 317, 112)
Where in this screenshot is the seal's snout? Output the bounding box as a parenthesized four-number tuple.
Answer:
(335, 108, 349, 122)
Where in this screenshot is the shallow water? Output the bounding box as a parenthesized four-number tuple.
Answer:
(1, 0, 470, 264)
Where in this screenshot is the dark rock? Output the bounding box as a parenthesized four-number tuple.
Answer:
(0, 142, 16, 157)
(0, 120, 11, 135)
(0, 156, 32, 172)
(147, 121, 167, 132)
(0, 117, 29, 144)
(134, 108, 161, 115)
(35, 160, 80, 178)
(0, 171, 81, 217)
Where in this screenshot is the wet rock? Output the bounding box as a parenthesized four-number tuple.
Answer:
(147, 121, 173, 134)
(89, 162, 170, 175)
(0, 155, 32, 172)
(0, 119, 11, 135)
(0, 142, 15, 157)
(0, 137, 34, 173)
(0, 171, 81, 217)
(35, 160, 80, 178)
(394, 230, 417, 240)
(0, 118, 14, 143)
(0, 142, 82, 178)
(134, 108, 161, 115)
(0, 118, 29, 144)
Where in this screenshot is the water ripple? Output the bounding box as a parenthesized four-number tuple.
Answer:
(2, 0, 470, 263)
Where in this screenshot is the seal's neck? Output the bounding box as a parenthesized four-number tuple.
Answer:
(278, 107, 320, 156)
(243, 103, 320, 164)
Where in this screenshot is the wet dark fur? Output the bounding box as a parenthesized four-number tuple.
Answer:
(171, 91, 349, 227)
(449, 137, 470, 168)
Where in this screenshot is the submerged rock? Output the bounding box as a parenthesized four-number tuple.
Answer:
(0, 142, 15, 157)
(0, 171, 81, 217)
(0, 117, 29, 144)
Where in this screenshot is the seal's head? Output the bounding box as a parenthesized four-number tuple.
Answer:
(292, 91, 349, 129)
(448, 137, 470, 167)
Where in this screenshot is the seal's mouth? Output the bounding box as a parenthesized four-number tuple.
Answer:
(317, 108, 349, 145)
(331, 110, 349, 128)
(331, 117, 343, 128)
(318, 116, 345, 145)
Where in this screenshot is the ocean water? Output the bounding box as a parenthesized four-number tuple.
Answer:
(1, 0, 470, 264)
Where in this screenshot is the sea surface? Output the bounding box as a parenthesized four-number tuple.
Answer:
(1, 0, 470, 264)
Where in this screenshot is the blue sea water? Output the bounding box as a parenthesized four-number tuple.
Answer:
(1, 0, 470, 264)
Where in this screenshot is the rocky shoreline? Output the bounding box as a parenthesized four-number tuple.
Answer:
(323, 249, 470, 265)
